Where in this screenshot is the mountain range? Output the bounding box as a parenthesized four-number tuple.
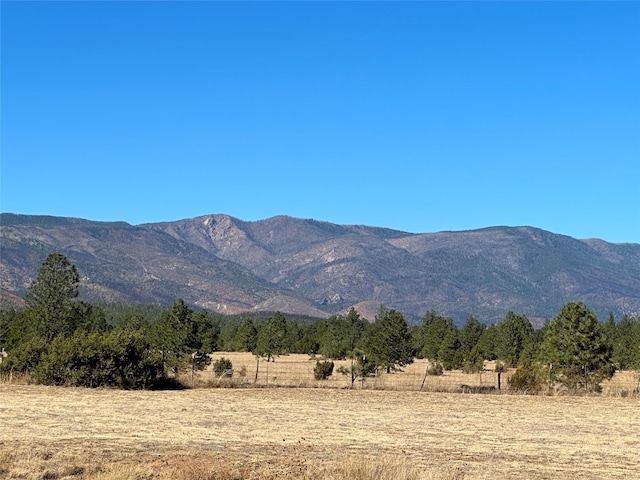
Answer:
(1, 213, 639, 326)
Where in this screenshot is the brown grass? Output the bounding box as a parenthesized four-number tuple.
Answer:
(1, 376, 639, 479)
(199, 352, 639, 396)
(199, 353, 511, 392)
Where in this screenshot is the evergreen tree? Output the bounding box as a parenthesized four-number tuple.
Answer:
(319, 316, 345, 359)
(438, 328, 463, 370)
(418, 311, 456, 361)
(367, 306, 414, 373)
(0, 308, 35, 351)
(475, 324, 499, 360)
(337, 348, 377, 387)
(294, 322, 320, 354)
(255, 312, 287, 361)
(71, 301, 108, 334)
(495, 312, 534, 367)
(233, 318, 258, 352)
(344, 307, 367, 353)
(150, 298, 195, 371)
(540, 302, 615, 393)
(0, 336, 48, 373)
(612, 315, 640, 370)
(463, 344, 485, 373)
(602, 312, 617, 346)
(25, 253, 80, 341)
(110, 311, 146, 330)
(460, 315, 486, 372)
(32, 330, 161, 388)
(0, 309, 9, 351)
(284, 319, 302, 353)
(190, 310, 220, 353)
(459, 315, 486, 358)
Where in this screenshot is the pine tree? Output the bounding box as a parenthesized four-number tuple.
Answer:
(612, 315, 640, 370)
(368, 306, 414, 373)
(255, 312, 287, 361)
(150, 298, 194, 371)
(540, 302, 615, 393)
(460, 315, 486, 358)
(26, 253, 80, 341)
(495, 312, 534, 367)
(419, 311, 456, 361)
(438, 328, 463, 370)
(234, 318, 258, 352)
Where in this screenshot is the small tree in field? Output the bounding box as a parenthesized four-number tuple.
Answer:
(213, 357, 233, 378)
(184, 351, 212, 385)
(314, 360, 334, 380)
(255, 312, 287, 362)
(337, 349, 377, 388)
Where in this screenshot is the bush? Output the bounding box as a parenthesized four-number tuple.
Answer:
(213, 357, 233, 377)
(314, 360, 335, 380)
(191, 352, 212, 372)
(508, 363, 546, 394)
(4, 330, 163, 389)
(0, 336, 48, 374)
(427, 362, 444, 376)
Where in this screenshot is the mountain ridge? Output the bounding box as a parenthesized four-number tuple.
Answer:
(1, 212, 639, 325)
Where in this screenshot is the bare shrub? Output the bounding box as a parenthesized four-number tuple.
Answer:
(460, 384, 496, 394)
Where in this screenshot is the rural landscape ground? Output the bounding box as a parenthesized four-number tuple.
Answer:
(1, 354, 639, 479)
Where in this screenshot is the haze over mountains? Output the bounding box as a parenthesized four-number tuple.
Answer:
(1, 213, 639, 326)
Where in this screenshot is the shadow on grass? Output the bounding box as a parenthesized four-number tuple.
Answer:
(150, 376, 189, 390)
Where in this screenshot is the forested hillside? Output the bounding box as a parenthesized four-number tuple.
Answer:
(2, 213, 640, 324)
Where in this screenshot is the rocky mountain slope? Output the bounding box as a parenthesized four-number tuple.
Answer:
(2, 213, 639, 325)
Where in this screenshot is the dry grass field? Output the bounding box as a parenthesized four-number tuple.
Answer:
(1, 353, 639, 479)
(201, 352, 639, 396)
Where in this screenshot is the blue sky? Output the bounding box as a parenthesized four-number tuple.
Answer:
(2, 1, 639, 243)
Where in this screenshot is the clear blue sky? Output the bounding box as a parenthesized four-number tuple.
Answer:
(2, 1, 639, 243)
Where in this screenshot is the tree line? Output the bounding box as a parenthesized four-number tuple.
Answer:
(1, 253, 639, 392)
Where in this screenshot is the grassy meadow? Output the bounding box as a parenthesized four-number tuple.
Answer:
(1, 353, 639, 479)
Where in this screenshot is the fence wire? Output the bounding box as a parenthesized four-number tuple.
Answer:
(193, 353, 640, 396)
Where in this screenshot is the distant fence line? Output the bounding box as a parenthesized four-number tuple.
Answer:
(194, 353, 640, 396)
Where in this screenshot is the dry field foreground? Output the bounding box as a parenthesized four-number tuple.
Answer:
(1, 383, 639, 480)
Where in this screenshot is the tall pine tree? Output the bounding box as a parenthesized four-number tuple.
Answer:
(26, 253, 80, 341)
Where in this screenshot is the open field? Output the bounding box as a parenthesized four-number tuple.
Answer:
(1, 381, 639, 479)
